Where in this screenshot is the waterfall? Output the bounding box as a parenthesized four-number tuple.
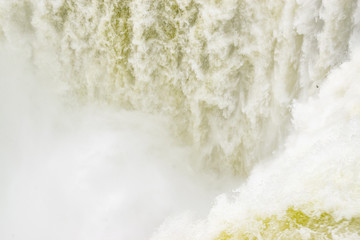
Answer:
(1, 0, 360, 239)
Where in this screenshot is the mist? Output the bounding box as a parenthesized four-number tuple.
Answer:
(0, 44, 237, 240)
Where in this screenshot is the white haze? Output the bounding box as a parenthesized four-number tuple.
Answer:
(0, 45, 239, 240)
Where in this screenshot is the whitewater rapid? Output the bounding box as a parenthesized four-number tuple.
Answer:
(1, 0, 360, 239)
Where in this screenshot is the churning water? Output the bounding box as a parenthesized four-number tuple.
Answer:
(1, 0, 360, 239)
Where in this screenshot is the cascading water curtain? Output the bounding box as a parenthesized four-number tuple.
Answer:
(1, 0, 360, 239)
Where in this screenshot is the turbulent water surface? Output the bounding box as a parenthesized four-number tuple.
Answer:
(1, 0, 360, 239)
